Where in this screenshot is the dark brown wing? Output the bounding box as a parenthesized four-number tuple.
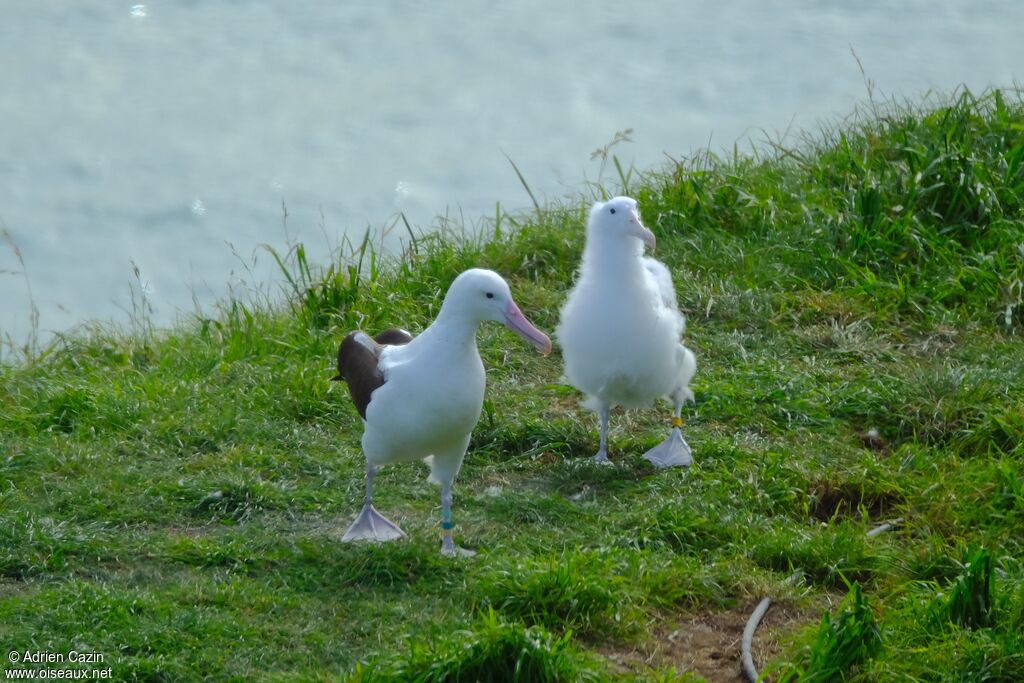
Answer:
(374, 328, 414, 346)
(332, 328, 413, 419)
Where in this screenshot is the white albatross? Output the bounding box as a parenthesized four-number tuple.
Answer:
(556, 196, 697, 467)
(333, 268, 552, 555)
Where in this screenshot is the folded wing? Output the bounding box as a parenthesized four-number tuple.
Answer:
(333, 328, 413, 419)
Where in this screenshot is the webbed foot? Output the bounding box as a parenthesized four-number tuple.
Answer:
(341, 503, 406, 542)
(643, 428, 693, 468)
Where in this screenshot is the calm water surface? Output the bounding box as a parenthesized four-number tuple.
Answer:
(1, 1, 1022, 344)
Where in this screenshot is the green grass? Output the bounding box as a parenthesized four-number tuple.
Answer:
(2, 87, 1024, 681)
(776, 582, 884, 683)
(349, 609, 605, 683)
(942, 546, 997, 631)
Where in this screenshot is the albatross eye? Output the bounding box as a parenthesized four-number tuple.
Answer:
(485, 292, 494, 299)
(609, 207, 616, 214)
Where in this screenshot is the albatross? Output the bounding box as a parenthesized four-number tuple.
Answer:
(333, 268, 552, 555)
(556, 196, 697, 467)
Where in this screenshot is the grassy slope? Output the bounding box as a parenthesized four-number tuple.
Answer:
(2, 89, 1023, 682)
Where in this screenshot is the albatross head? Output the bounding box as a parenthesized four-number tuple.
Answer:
(444, 269, 553, 355)
(588, 196, 656, 250)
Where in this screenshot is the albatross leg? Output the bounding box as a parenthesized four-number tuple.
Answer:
(591, 404, 613, 465)
(342, 463, 406, 542)
(643, 397, 693, 468)
(439, 483, 475, 557)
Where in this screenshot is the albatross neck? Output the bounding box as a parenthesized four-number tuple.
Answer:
(582, 234, 647, 279)
(419, 305, 482, 357)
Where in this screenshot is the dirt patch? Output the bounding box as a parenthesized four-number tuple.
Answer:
(663, 602, 811, 682)
(664, 608, 749, 682)
(808, 480, 903, 522)
(597, 601, 816, 682)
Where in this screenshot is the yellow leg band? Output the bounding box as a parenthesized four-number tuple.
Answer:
(672, 417, 683, 428)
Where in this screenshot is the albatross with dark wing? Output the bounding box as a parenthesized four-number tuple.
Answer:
(334, 268, 552, 555)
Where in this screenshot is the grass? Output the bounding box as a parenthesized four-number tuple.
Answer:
(2, 87, 1023, 681)
(776, 582, 884, 683)
(942, 546, 996, 631)
(349, 609, 605, 683)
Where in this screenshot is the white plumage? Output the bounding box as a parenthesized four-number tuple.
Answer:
(338, 268, 552, 555)
(556, 196, 696, 467)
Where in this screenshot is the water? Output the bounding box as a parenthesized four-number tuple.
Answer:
(2, 1, 1022, 346)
